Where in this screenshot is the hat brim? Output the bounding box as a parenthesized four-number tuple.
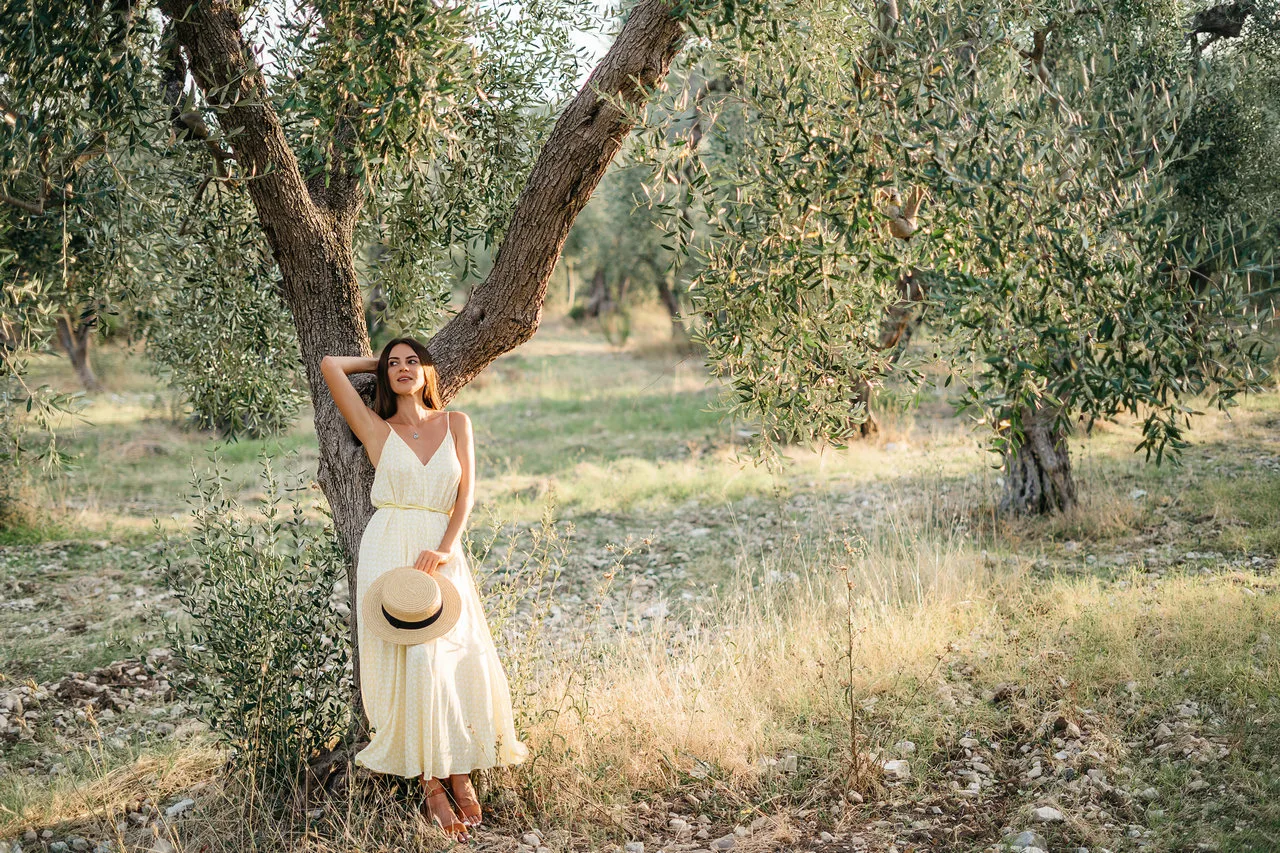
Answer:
(362, 566, 463, 645)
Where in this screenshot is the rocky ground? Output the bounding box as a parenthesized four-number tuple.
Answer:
(2, 433, 1278, 852)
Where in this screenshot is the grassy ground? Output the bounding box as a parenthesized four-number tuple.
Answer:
(2, 314, 1278, 853)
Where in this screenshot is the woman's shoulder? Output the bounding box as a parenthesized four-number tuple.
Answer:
(446, 410, 472, 429)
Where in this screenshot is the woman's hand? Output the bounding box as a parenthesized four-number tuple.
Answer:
(413, 548, 451, 574)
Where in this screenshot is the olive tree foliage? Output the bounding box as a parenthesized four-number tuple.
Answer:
(145, 193, 308, 438)
(640, 0, 1274, 513)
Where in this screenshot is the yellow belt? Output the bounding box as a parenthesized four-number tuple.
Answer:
(376, 503, 451, 516)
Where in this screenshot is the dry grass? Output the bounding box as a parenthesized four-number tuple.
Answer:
(0, 744, 224, 841)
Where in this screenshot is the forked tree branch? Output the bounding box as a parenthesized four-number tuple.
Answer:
(429, 0, 688, 399)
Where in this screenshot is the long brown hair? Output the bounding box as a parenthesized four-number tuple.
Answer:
(373, 337, 443, 419)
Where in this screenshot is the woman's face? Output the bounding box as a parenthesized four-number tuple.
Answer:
(386, 343, 426, 398)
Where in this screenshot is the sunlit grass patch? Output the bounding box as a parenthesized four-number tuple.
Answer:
(0, 740, 224, 841)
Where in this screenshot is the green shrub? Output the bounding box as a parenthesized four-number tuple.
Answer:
(162, 454, 351, 793)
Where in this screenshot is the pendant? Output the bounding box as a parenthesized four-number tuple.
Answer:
(412, 432, 419, 440)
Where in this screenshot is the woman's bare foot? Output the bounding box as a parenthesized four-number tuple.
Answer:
(449, 773, 482, 827)
(421, 776, 469, 843)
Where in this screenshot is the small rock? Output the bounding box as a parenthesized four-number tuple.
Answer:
(69, 840, 89, 853)
(847, 791, 864, 804)
(523, 834, 544, 848)
(696, 828, 710, 839)
(164, 798, 195, 818)
(959, 737, 980, 749)
(1030, 806, 1065, 823)
(624, 843, 644, 853)
(669, 818, 691, 835)
(894, 741, 916, 755)
(881, 759, 910, 781)
(819, 832, 835, 843)
(1005, 830, 1049, 850)
(1136, 787, 1159, 801)
(150, 840, 175, 853)
(710, 836, 736, 851)
(49, 843, 69, 853)
(1130, 489, 1147, 500)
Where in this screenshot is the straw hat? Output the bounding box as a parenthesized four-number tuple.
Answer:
(362, 566, 462, 645)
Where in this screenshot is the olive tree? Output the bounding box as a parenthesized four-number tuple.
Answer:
(0, 0, 782, 724)
(641, 0, 1273, 512)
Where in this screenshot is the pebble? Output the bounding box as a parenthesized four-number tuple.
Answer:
(164, 798, 195, 818)
(819, 832, 835, 843)
(710, 836, 736, 851)
(1030, 806, 1065, 823)
(49, 843, 69, 853)
(894, 740, 916, 755)
(150, 840, 175, 853)
(1005, 830, 1048, 850)
(881, 759, 910, 781)
(669, 818, 691, 834)
(624, 843, 644, 853)
(69, 840, 89, 853)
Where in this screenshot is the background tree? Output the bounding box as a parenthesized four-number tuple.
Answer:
(563, 159, 700, 344)
(642, 0, 1274, 513)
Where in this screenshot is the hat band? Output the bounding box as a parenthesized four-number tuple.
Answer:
(382, 603, 444, 631)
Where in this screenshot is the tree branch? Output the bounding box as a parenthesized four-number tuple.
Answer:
(159, 0, 330, 238)
(0, 189, 45, 215)
(429, 0, 688, 399)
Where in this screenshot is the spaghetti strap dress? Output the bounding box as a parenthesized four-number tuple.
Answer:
(353, 413, 529, 778)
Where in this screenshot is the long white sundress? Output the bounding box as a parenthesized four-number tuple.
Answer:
(353, 413, 529, 779)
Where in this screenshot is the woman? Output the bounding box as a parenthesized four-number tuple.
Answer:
(321, 338, 528, 843)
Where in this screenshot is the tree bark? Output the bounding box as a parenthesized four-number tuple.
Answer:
(54, 314, 102, 393)
(161, 0, 690, 740)
(999, 405, 1077, 514)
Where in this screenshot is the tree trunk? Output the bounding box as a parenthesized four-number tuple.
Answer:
(999, 405, 1077, 514)
(54, 314, 102, 393)
(655, 273, 689, 342)
(583, 266, 611, 318)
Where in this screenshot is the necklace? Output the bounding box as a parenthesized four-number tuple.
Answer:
(395, 414, 432, 440)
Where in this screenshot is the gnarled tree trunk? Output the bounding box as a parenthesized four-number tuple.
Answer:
(1000, 405, 1077, 514)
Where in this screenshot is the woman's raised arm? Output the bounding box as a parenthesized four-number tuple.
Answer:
(320, 355, 386, 449)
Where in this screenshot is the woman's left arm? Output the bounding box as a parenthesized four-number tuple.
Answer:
(435, 410, 475, 555)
